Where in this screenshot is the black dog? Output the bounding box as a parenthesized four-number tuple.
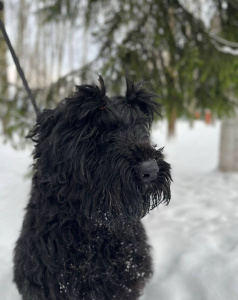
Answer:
(13, 77, 171, 300)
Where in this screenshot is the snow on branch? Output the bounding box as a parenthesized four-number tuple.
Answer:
(210, 33, 238, 48)
(209, 33, 238, 56)
(212, 41, 238, 56)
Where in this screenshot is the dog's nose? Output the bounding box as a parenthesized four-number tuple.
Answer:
(139, 159, 159, 182)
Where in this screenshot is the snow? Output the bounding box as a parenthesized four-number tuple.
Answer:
(1, 120, 238, 299)
(142, 121, 238, 299)
(0, 143, 31, 300)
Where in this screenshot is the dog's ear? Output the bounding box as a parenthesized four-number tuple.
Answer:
(125, 78, 161, 119)
(73, 75, 109, 116)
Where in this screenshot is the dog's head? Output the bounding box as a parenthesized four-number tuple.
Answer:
(29, 77, 171, 225)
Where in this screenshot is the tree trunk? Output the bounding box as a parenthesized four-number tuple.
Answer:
(0, 7, 8, 96)
(219, 112, 238, 172)
(0, 6, 8, 127)
(167, 107, 177, 138)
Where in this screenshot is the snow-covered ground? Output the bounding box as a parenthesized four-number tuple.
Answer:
(1, 120, 238, 299)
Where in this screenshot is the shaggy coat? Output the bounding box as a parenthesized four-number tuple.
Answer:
(14, 78, 171, 300)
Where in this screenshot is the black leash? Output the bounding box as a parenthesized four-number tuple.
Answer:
(0, 1, 40, 119)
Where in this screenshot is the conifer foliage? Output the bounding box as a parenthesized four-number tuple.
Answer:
(1, 0, 238, 142)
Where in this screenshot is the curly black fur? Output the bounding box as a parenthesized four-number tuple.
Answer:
(13, 77, 171, 300)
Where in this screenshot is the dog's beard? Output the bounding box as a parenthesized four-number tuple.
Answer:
(82, 155, 171, 226)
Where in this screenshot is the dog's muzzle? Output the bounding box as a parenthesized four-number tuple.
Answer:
(139, 159, 159, 183)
